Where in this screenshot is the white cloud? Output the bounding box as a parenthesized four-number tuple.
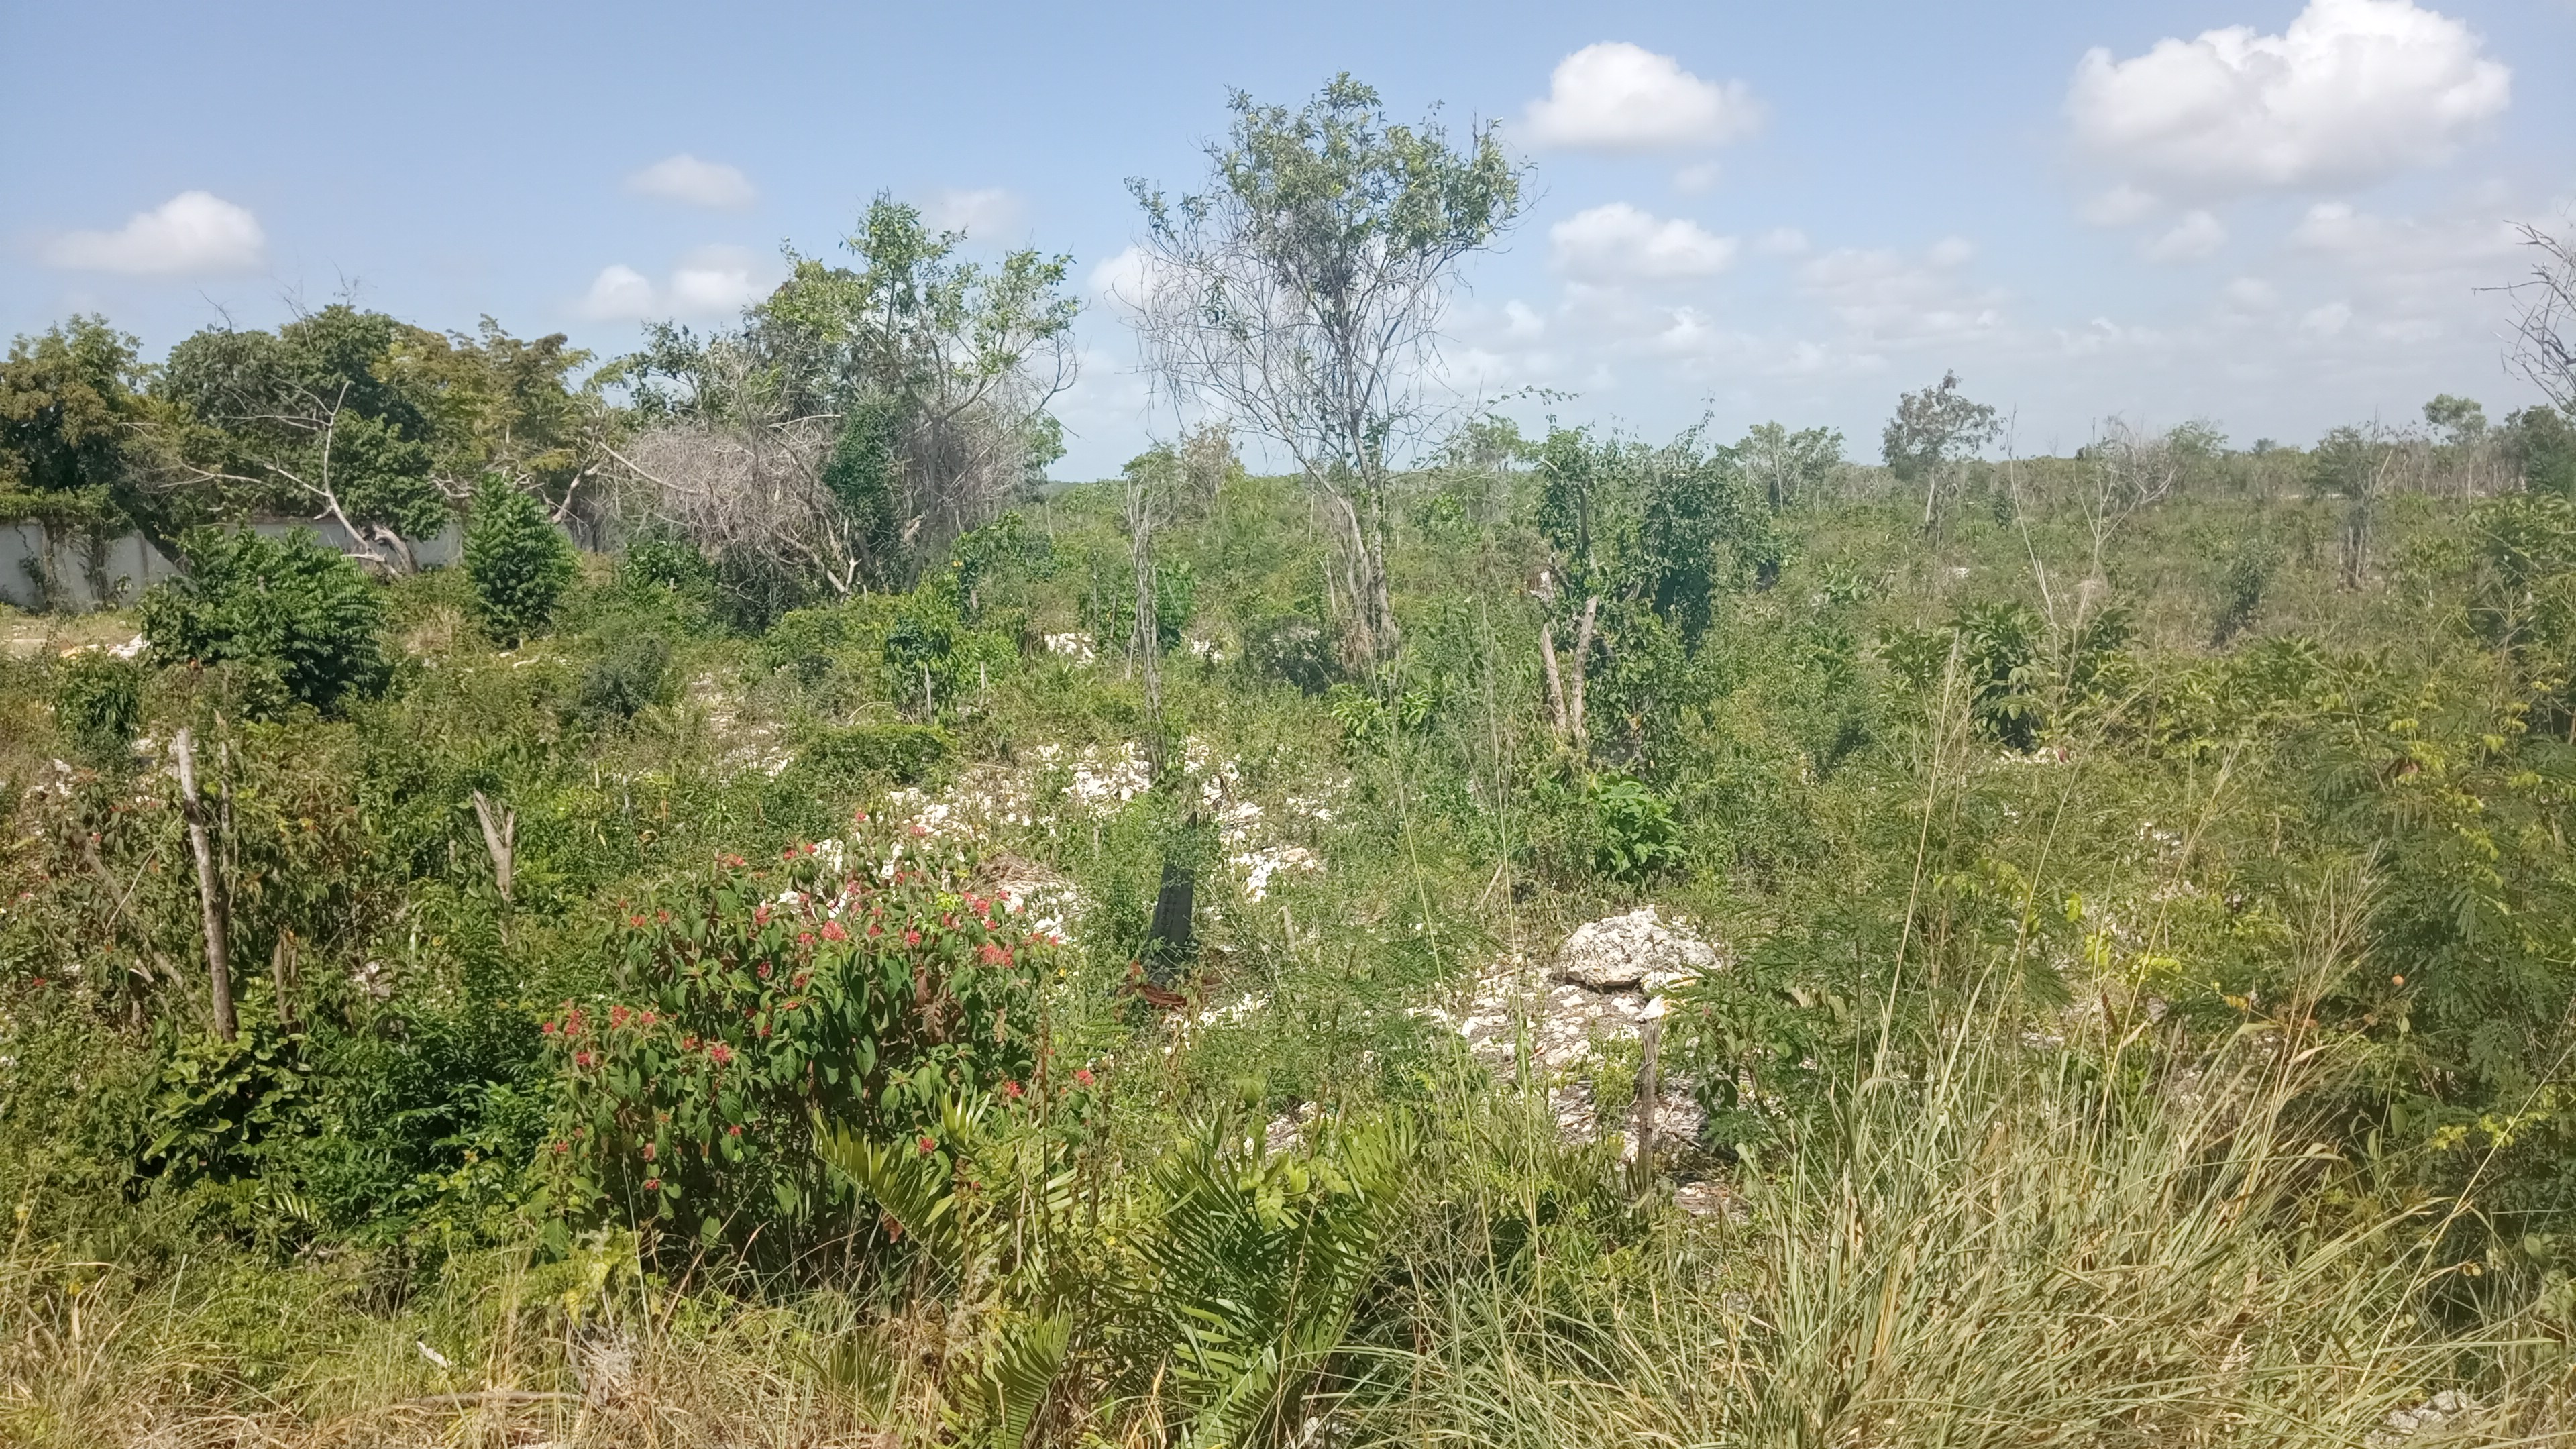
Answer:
(2080, 184, 2161, 227)
(668, 246, 771, 314)
(2141, 210, 2227, 263)
(2066, 0, 2510, 198)
(2223, 276, 2280, 312)
(625, 154, 758, 210)
(578, 265, 660, 321)
(42, 191, 266, 275)
(1755, 227, 1811, 256)
(1550, 203, 1737, 282)
(926, 187, 1020, 235)
(2302, 301, 2353, 336)
(578, 246, 774, 321)
(1088, 244, 1157, 311)
(1523, 42, 1765, 152)
(1796, 239, 2003, 347)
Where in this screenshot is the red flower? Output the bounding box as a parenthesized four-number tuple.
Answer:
(726, 1124, 743, 1138)
(820, 920, 848, 943)
(798, 932, 815, 947)
(540, 1020, 557, 1035)
(917, 1134, 937, 1155)
(553, 1141, 569, 1155)
(979, 943, 1012, 965)
(758, 961, 773, 979)
(754, 904, 771, 927)
(642, 1142, 657, 1161)
(609, 1005, 631, 1028)
(1002, 1079, 1024, 1099)
(708, 1042, 733, 1065)
(681, 1033, 698, 1050)
(643, 1177, 661, 1192)
(639, 1011, 657, 1027)
(869, 922, 884, 936)
(1074, 1067, 1095, 1088)
(903, 929, 922, 945)
(575, 1051, 595, 1069)
(629, 914, 647, 928)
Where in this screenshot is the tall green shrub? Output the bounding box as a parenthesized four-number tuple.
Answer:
(53, 651, 143, 767)
(463, 478, 576, 646)
(540, 820, 1053, 1251)
(140, 527, 387, 714)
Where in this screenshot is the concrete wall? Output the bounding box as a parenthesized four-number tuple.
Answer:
(0, 519, 462, 613)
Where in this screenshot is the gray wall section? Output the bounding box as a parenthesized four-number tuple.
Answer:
(1, 519, 462, 612)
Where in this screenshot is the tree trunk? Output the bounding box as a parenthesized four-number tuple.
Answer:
(173, 728, 236, 1042)
(471, 789, 516, 904)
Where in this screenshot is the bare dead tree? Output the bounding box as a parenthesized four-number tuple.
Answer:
(2503, 219, 2575, 411)
(2080, 418, 2185, 599)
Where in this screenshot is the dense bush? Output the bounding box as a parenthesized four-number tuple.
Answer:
(576, 632, 672, 722)
(139, 527, 388, 714)
(462, 478, 576, 646)
(52, 650, 142, 767)
(540, 822, 1055, 1252)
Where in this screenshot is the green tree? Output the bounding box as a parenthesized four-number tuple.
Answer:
(158, 304, 455, 564)
(1737, 421, 1845, 511)
(463, 478, 577, 646)
(140, 528, 388, 714)
(1882, 371, 1999, 533)
(1128, 75, 1527, 665)
(0, 317, 156, 529)
(2502, 405, 2576, 496)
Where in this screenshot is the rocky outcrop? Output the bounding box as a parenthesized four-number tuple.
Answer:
(1432, 906, 1725, 1159)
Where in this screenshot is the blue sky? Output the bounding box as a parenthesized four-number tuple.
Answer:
(5, 0, 2571, 475)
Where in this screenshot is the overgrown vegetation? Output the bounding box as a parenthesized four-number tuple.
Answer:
(5, 76, 2576, 1449)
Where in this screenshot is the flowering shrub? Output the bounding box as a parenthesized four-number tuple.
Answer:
(541, 817, 1061, 1247)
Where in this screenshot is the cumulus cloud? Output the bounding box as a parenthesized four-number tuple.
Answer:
(42, 191, 266, 275)
(2066, 0, 2510, 198)
(1754, 227, 1811, 256)
(578, 246, 774, 321)
(2142, 211, 2227, 263)
(1796, 239, 2003, 347)
(1087, 244, 1157, 311)
(1523, 42, 1765, 152)
(2080, 184, 2161, 227)
(625, 154, 758, 210)
(926, 187, 1020, 235)
(1550, 203, 1737, 283)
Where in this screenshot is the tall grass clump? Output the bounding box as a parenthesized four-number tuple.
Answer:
(1367, 1016, 2567, 1447)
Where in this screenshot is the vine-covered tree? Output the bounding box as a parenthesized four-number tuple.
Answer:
(612, 195, 1076, 611)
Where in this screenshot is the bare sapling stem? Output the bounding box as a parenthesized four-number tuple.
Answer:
(173, 727, 236, 1042)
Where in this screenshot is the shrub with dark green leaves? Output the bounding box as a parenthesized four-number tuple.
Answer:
(140, 527, 388, 714)
(54, 650, 143, 767)
(617, 526, 715, 602)
(463, 478, 576, 646)
(790, 723, 949, 788)
(577, 633, 673, 722)
(539, 821, 1055, 1250)
(1587, 773, 1683, 885)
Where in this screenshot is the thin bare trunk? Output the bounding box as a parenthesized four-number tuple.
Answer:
(470, 789, 516, 904)
(172, 728, 236, 1042)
